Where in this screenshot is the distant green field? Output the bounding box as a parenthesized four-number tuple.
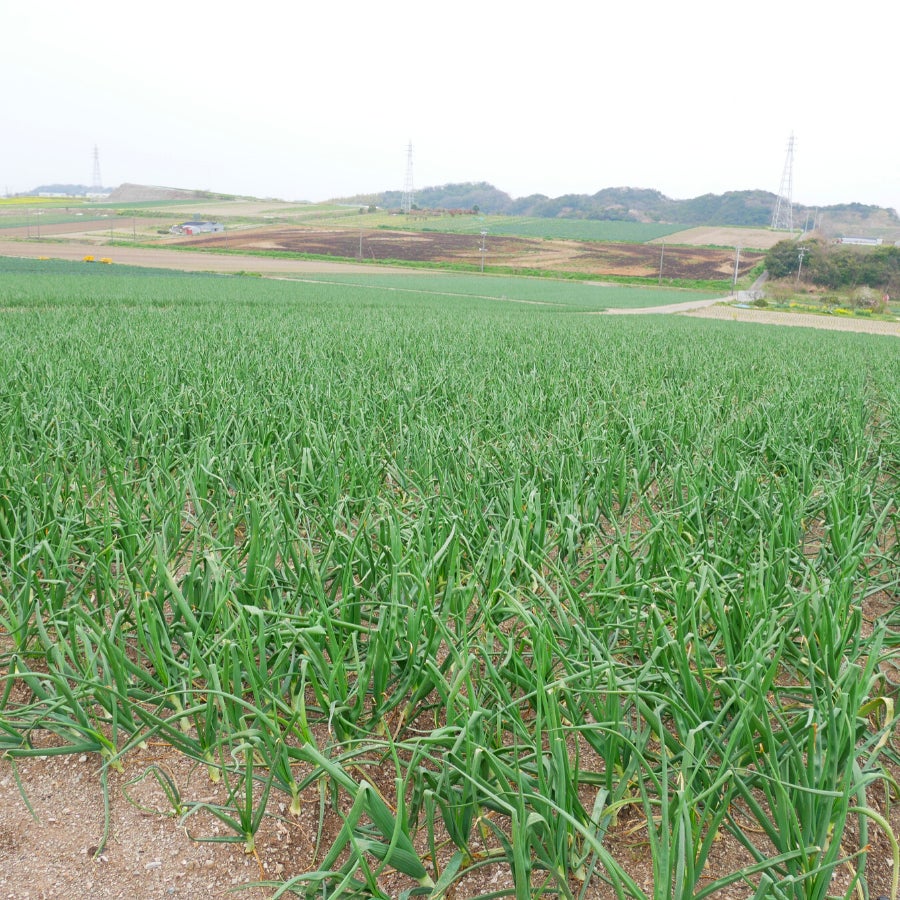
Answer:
(0, 256, 219, 279)
(0, 212, 117, 229)
(0, 257, 719, 310)
(419, 216, 684, 243)
(297, 209, 684, 243)
(290, 270, 719, 310)
(85, 199, 219, 210)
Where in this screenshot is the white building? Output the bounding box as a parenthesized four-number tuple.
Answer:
(839, 236, 883, 246)
(170, 221, 225, 235)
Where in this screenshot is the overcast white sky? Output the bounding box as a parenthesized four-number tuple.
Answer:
(2, 0, 898, 214)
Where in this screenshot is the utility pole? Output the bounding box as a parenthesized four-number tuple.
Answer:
(658, 242, 665, 285)
(733, 247, 741, 295)
(797, 246, 807, 282)
(480, 230, 487, 273)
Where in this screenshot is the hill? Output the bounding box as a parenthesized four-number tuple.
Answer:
(106, 184, 240, 203)
(340, 183, 899, 234)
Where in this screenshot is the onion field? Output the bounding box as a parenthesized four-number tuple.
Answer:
(1, 261, 899, 898)
(417, 218, 684, 243)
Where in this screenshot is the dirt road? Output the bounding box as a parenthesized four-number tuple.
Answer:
(600, 287, 900, 337)
(685, 302, 900, 337)
(0, 239, 402, 276)
(599, 296, 729, 315)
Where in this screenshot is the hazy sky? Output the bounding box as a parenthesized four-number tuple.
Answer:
(3, 0, 898, 214)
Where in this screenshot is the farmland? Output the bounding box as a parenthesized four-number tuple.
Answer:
(417, 217, 682, 243)
(1, 261, 899, 898)
(369, 215, 684, 245)
(270, 270, 721, 310)
(0, 195, 771, 285)
(179, 227, 762, 283)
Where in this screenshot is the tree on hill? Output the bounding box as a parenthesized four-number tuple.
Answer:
(766, 239, 900, 291)
(360, 182, 509, 214)
(766, 239, 812, 279)
(506, 194, 550, 215)
(338, 182, 897, 231)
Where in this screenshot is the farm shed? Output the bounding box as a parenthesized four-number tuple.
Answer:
(839, 236, 883, 246)
(170, 221, 225, 235)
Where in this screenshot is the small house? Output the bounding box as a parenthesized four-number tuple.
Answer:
(170, 221, 225, 235)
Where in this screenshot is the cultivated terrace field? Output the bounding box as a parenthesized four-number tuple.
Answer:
(1, 258, 899, 898)
(177, 227, 762, 282)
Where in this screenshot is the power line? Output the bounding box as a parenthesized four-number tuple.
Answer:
(401, 140, 414, 215)
(771, 133, 795, 231)
(91, 145, 103, 193)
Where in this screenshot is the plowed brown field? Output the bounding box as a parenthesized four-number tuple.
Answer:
(177, 227, 762, 281)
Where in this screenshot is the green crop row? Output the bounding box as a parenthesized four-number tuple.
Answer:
(419, 216, 685, 243)
(0, 263, 898, 898)
(273, 270, 720, 311)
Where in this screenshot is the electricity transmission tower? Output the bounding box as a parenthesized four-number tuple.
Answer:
(771, 133, 795, 231)
(401, 141, 414, 215)
(91, 145, 103, 194)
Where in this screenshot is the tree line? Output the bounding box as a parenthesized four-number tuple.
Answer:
(344, 182, 897, 229)
(766, 239, 900, 293)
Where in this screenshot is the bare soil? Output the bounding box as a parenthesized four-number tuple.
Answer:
(5, 631, 900, 899)
(686, 303, 900, 337)
(0, 220, 170, 241)
(176, 226, 763, 282)
(647, 226, 788, 250)
(0, 240, 395, 276)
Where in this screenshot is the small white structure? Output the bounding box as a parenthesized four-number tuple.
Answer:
(839, 236, 883, 246)
(170, 221, 225, 235)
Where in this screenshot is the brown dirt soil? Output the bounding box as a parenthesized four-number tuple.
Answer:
(176, 226, 764, 282)
(0, 240, 399, 276)
(647, 226, 788, 250)
(4, 709, 900, 898)
(686, 303, 900, 337)
(0, 220, 170, 241)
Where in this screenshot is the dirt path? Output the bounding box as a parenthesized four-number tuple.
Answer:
(0, 240, 406, 276)
(599, 295, 729, 315)
(600, 289, 900, 337)
(685, 302, 900, 337)
(0, 220, 170, 240)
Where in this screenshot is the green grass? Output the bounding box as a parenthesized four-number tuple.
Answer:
(280, 270, 721, 310)
(308, 210, 686, 243)
(0, 212, 120, 230)
(419, 215, 685, 243)
(0, 262, 898, 898)
(0, 257, 719, 310)
(0, 256, 222, 279)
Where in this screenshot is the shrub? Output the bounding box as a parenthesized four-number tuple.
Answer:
(851, 286, 875, 309)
